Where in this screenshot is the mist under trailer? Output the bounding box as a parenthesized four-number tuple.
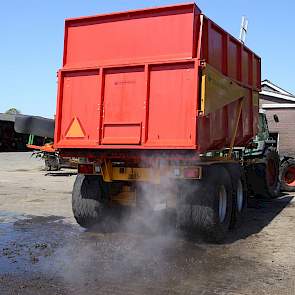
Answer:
(54, 3, 272, 241)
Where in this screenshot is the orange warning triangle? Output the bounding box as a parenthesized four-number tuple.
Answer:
(65, 117, 85, 138)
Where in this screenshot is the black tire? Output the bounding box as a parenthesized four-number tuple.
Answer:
(14, 115, 55, 138)
(246, 148, 280, 199)
(280, 159, 295, 192)
(176, 165, 233, 243)
(72, 174, 110, 228)
(225, 164, 247, 228)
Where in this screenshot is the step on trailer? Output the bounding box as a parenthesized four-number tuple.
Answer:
(54, 3, 262, 241)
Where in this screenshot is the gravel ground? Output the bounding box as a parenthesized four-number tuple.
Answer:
(0, 152, 295, 295)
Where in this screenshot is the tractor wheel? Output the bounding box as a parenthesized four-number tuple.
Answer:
(246, 148, 280, 199)
(176, 165, 233, 243)
(280, 159, 295, 192)
(225, 164, 247, 228)
(44, 155, 60, 171)
(72, 174, 111, 228)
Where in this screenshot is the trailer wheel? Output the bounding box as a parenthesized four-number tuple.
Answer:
(246, 148, 280, 199)
(225, 164, 247, 228)
(72, 174, 110, 228)
(280, 159, 295, 192)
(177, 165, 233, 242)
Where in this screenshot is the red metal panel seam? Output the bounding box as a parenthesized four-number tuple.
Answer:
(196, 14, 204, 60)
(195, 17, 205, 149)
(222, 34, 229, 76)
(257, 58, 262, 90)
(54, 71, 64, 146)
(61, 57, 195, 72)
(204, 18, 209, 62)
(143, 64, 150, 144)
(250, 89, 254, 138)
(249, 53, 254, 87)
(62, 21, 68, 67)
(98, 68, 105, 145)
(192, 59, 199, 148)
(237, 43, 242, 82)
(223, 34, 229, 144)
(192, 4, 198, 58)
(65, 3, 196, 23)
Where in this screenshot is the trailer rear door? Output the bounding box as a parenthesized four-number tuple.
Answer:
(101, 67, 145, 145)
(100, 63, 196, 147)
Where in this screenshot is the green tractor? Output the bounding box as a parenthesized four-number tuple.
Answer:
(244, 112, 281, 198)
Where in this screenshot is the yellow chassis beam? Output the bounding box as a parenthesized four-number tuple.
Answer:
(100, 161, 202, 183)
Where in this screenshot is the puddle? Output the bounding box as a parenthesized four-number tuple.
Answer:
(0, 211, 28, 223)
(0, 215, 77, 274)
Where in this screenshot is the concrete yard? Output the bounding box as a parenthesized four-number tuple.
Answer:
(0, 152, 295, 295)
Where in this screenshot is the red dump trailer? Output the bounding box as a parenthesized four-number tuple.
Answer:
(54, 3, 262, 241)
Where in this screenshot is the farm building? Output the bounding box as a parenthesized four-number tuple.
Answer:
(260, 80, 295, 158)
(0, 113, 28, 152)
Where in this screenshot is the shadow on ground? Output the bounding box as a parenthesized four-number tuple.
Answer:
(85, 193, 294, 244)
(226, 194, 294, 243)
(45, 171, 77, 177)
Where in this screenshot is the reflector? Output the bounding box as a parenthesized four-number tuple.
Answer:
(183, 167, 201, 179)
(65, 117, 85, 138)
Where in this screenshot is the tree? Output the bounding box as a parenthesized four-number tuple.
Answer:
(5, 108, 21, 115)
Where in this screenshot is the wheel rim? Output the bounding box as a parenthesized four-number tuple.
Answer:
(218, 185, 227, 223)
(266, 159, 277, 186)
(284, 166, 295, 187)
(237, 180, 244, 212)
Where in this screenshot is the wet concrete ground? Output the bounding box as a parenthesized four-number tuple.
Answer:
(0, 152, 295, 294)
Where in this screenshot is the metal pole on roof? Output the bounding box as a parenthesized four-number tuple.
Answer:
(239, 16, 248, 44)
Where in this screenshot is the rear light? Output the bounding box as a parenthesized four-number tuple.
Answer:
(78, 164, 94, 174)
(183, 167, 202, 179)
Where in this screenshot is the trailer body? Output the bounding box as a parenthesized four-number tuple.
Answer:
(54, 3, 267, 241)
(54, 3, 261, 154)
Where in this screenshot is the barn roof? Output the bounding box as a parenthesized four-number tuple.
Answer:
(0, 113, 16, 122)
(261, 80, 295, 102)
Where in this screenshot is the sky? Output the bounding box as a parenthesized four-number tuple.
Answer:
(0, 0, 294, 118)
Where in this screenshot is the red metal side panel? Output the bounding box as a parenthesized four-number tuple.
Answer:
(228, 38, 241, 81)
(63, 5, 197, 68)
(253, 56, 261, 89)
(198, 16, 261, 152)
(229, 90, 254, 146)
(101, 67, 145, 145)
(146, 63, 196, 147)
(242, 48, 251, 85)
(198, 108, 228, 153)
(198, 92, 255, 153)
(202, 16, 261, 90)
(208, 24, 224, 73)
(55, 71, 101, 147)
(241, 90, 254, 143)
